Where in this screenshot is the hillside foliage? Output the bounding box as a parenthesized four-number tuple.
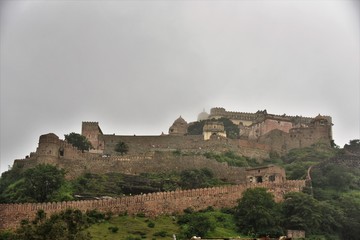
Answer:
(187, 118, 240, 139)
(1, 140, 359, 239)
(64, 132, 93, 152)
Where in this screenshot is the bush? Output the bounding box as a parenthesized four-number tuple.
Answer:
(125, 236, 141, 240)
(136, 212, 146, 218)
(86, 209, 105, 223)
(153, 231, 168, 237)
(108, 226, 119, 233)
(147, 221, 155, 228)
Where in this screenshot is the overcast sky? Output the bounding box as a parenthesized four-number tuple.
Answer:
(1, 0, 359, 174)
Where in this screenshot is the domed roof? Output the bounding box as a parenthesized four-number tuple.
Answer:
(197, 109, 209, 121)
(174, 116, 187, 124)
(169, 116, 188, 135)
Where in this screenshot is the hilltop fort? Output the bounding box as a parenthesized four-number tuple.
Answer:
(2, 107, 334, 230)
(84, 107, 333, 156)
(12, 107, 332, 181)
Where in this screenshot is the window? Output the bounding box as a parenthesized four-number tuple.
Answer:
(269, 175, 276, 182)
(59, 148, 64, 157)
(256, 176, 263, 183)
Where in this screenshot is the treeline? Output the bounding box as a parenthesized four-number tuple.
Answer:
(0, 209, 110, 240)
(0, 164, 227, 203)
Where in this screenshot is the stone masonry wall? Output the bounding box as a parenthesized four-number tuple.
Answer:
(0, 180, 305, 230)
(101, 135, 269, 159)
(14, 153, 250, 182)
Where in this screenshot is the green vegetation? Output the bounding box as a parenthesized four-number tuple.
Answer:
(114, 141, 129, 155)
(282, 192, 343, 237)
(187, 118, 240, 139)
(84, 208, 241, 240)
(261, 143, 339, 180)
(0, 164, 70, 203)
(0, 209, 110, 240)
(0, 165, 227, 203)
(71, 168, 226, 197)
(346, 139, 360, 147)
(1, 139, 360, 239)
(86, 214, 180, 240)
(235, 188, 282, 237)
(284, 143, 336, 164)
(179, 168, 225, 189)
(204, 151, 258, 167)
(65, 132, 93, 152)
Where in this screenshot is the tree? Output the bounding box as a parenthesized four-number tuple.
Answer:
(235, 188, 281, 237)
(179, 168, 218, 189)
(348, 139, 360, 146)
(282, 192, 322, 234)
(338, 194, 360, 239)
(187, 118, 240, 139)
(218, 118, 239, 139)
(23, 164, 66, 202)
(178, 210, 215, 238)
(11, 209, 93, 240)
(115, 141, 129, 155)
(64, 132, 93, 152)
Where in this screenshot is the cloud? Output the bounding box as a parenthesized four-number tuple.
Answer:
(1, 0, 359, 173)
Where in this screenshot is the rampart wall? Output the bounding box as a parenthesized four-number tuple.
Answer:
(101, 135, 269, 159)
(14, 153, 250, 182)
(0, 180, 305, 230)
(209, 107, 330, 125)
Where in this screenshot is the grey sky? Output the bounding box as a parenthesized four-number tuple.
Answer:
(1, 0, 359, 174)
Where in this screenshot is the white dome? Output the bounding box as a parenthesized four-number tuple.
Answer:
(197, 110, 209, 121)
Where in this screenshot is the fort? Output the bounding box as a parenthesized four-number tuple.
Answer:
(1, 107, 331, 230)
(84, 107, 332, 157)
(10, 107, 332, 181)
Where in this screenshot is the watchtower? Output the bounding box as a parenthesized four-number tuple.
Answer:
(36, 133, 61, 157)
(203, 121, 227, 140)
(81, 122, 104, 152)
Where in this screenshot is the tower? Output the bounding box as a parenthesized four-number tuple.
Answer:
(203, 121, 227, 140)
(169, 116, 188, 135)
(81, 122, 104, 152)
(36, 133, 61, 157)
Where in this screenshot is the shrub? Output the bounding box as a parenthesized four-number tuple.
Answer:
(108, 226, 119, 233)
(153, 231, 168, 237)
(147, 221, 155, 228)
(136, 212, 146, 218)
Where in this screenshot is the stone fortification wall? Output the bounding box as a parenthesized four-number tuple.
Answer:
(209, 107, 331, 126)
(209, 107, 332, 134)
(0, 180, 305, 230)
(13, 152, 249, 183)
(248, 118, 293, 140)
(101, 135, 269, 159)
(209, 107, 258, 126)
(238, 140, 271, 157)
(258, 124, 332, 155)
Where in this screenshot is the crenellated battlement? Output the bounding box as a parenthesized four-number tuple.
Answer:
(0, 180, 306, 230)
(82, 121, 100, 125)
(209, 107, 331, 123)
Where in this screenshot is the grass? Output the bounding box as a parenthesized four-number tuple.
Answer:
(86, 215, 179, 240)
(198, 210, 245, 238)
(85, 210, 244, 240)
